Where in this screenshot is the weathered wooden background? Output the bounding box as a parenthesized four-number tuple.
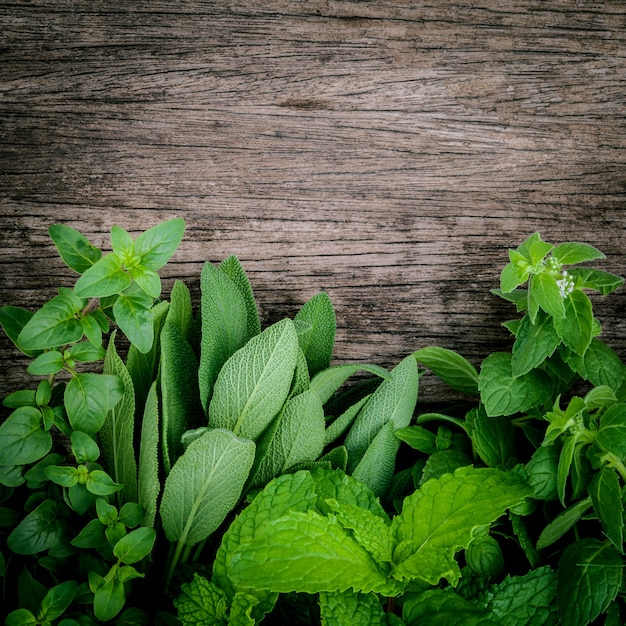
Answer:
(1, 1, 625, 405)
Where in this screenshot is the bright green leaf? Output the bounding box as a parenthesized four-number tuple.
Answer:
(465, 406, 516, 470)
(567, 268, 625, 296)
(552, 241, 605, 265)
(74, 254, 132, 298)
(530, 272, 565, 319)
(511, 311, 560, 377)
(554, 290, 593, 356)
(112, 287, 154, 354)
(129, 265, 162, 299)
(536, 498, 592, 551)
(319, 589, 387, 626)
(49, 224, 102, 274)
(0, 406, 51, 466)
(174, 574, 228, 626)
(414, 347, 479, 395)
(134, 217, 185, 270)
(565, 339, 625, 391)
(310, 364, 390, 406)
(113, 527, 156, 564)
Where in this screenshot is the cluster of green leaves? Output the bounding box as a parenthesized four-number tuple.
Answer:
(0, 219, 184, 624)
(1, 229, 625, 626)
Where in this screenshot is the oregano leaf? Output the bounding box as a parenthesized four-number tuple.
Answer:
(48, 223, 102, 274)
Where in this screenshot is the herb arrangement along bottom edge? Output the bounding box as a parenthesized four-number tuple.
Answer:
(0, 221, 625, 626)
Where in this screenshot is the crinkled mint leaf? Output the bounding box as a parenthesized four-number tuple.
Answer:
(511, 311, 560, 377)
(466, 406, 516, 470)
(391, 466, 532, 586)
(174, 574, 227, 626)
(319, 589, 387, 626)
(553, 290, 593, 356)
(557, 538, 622, 626)
(403, 589, 498, 626)
(589, 467, 623, 552)
(564, 339, 625, 391)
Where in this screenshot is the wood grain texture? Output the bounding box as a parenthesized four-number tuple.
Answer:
(1, 1, 625, 405)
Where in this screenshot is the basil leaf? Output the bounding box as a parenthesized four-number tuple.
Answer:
(39, 580, 78, 622)
(74, 254, 132, 298)
(160, 429, 255, 548)
(48, 224, 102, 274)
(112, 527, 156, 564)
(0, 407, 51, 466)
(0, 306, 37, 356)
(27, 350, 64, 376)
(65, 373, 123, 435)
(133, 217, 185, 270)
(209, 318, 299, 440)
(7, 500, 65, 555)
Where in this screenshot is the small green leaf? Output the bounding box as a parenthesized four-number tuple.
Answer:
(4, 609, 38, 626)
(0, 306, 37, 355)
(134, 217, 185, 270)
(596, 403, 626, 458)
(395, 425, 437, 454)
(525, 445, 559, 500)
(39, 580, 78, 621)
(71, 518, 107, 549)
(479, 352, 551, 417)
(567, 267, 625, 296)
(7, 499, 65, 555)
(319, 589, 387, 626)
(17, 292, 84, 351)
(466, 534, 504, 579)
(414, 347, 479, 395)
(70, 430, 100, 463)
(325, 395, 371, 447)
(294, 291, 336, 377)
(536, 498, 592, 551)
(465, 406, 516, 470)
(565, 339, 625, 391)
(403, 589, 497, 626)
(209, 318, 300, 440)
(530, 272, 565, 319)
(129, 265, 162, 299)
(68, 340, 106, 363)
(557, 539, 622, 626)
(511, 311, 560, 377)
(86, 470, 124, 496)
(65, 373, 123, 435)
(500, 262, 528, 293)
(0, 406, 51, 466)
(552, 241, 605, 265)
(93, 575, 126, 622)
(81, 312, 104, 347)
(589, 467, 623, 550)
(174, 574, 228, 626)
(111, 225, 136, 261)
(554, 290, 594, 356)
(113, 526, 156, 564)
(74, 254, 132, 298)
(49, 224, 102, 273)
(160, 429, 255, 547)
(27, 350, 65, 376)
(3, 389, 36, 409)
(112, 287, 154, 353)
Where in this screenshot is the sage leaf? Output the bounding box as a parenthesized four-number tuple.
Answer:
(160, 429, 255, 547)
(199, 260, 250, 413)
(310, 363, 390, 405)
(209, 318, 299, 440)
(511, 311, 560, 377)
(325, 395, 370, 447)
(0, 406, 51, 466)
(167, 279, 193, 340)
(589, 467, 623, 550)
(134, 217, 185, 271)
(160, 319, 202, 474)
(138, 381, 160, 527)
(219, 255, 261, 337)
(294, 291, 336, 377)
(554, 290, 593, 356)
(318, 589, 387, 626)
(65, 373, 123, 436)
(414, 347, 479, 395)
(102, 333, 138, 505)
(479, 352, 551, 417)
(74, 254, 131, 298)
(391, 466, 532, 586)
(112, 286, 154, 354)
(17, 291, 84, 351)
(49, 223, 102, 273)
(7, 500, 65, 555)
(557, 538, 622, 626)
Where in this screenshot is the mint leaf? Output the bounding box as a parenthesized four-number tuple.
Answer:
(564, 339, 625, 390)
(596, 403, 626, 458)
(49, 224, 102, 274)
(511, 311, 560, 377)
(403, 589, 498, 626)
(553, 290, 593, 356)
(318, 589, 387, 626)
(479, 353, 551, 417)
(557, 539, 622, 626)
(567, 268, 625, 296)
(209, 318, 299, 440)
(465, 406, 516, 470)
(160, 429, 255, 548)
(391, 466, 532, 586)
(174, 574, 228, 626)
(414, 347, 479, 395)
(294, 291, 336, 377)
(589, 467, 623, 550)
(530, 272, 565, 320)
(552, 241, 605, 265)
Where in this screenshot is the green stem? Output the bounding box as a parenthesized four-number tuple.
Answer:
(164, 540, 185, 591)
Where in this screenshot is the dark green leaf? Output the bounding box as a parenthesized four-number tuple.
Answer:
(319, 589, 387, 626)
(44, 465, 79, 487)
(174, 573, 228, 626)
(49, 224, 102, 273)
(0, 306, 37, 356)
(86, 470, 124, 496)
(17, 292, 84, 351)
(466, 535, 504, 579)
(511, 312, 560, 377)
(589, 467, 623, 550)
(7, 500, 65, 555)
(67, 340, 106, 363)
(525, 445, 559, 500)
(93, 575, 126, 622)
(3, 389, 36, 409)
(414, 347, 479, 395)
(553, 290, 593, 356)
(40, 580, 78, 621)
(113, 527, 156, 564)
(0, 406, 51, 466)
(557, 539, 622, 626)
(568, 268, 625, 296)
(395, 425, 437, 454)
(596, 403, 626, 458)
(74, 254, 132, 298)
(4, 609, 38, 626)
(536, 498, 592, 551)
(465, 406, 516, 470)
(565, 339, 625, 391)
(65, 373, 123, 435)
(71, 518, 107, 549)
(71, 430, 100, 463)
(27, 350, 65, 376)
(403, 589, 497, 626)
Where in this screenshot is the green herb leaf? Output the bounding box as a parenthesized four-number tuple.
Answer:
(86, 470, 124, 496)
(71, 430, 100, 463)
(65, 373, 123, 435)
(395, 424, 437, 455)
(465, 406, 516, 470)
(294, 292, 336, 377)
(403, 589, 498, 626)
(17, 291, 84, 351)
(174, 573, 228, 626)
(466, 535, 504, 578)
(391, 466, 532, 586)
(112, 286, 154, 353)
(557, 539, 622, 626)
(310, 364, 390, 405)
(209, 318, 299, 440)
(318, 589, 387, 626)
(129, 265, 162, 299)
(552, 241, 605, 265)
(596, 403, 626, 458)
(553, 290, 593, 356)
(49, 224, 102, 274)
(218, 255, 261, 337)
(530, 272, 565, 320)
(0, 306, 38, 356)
(137, 381, 160, 527)
(510, 311, 560, 377)
(525, 445, 559, 501)
(134, 217, 185, 271)
(39, 580, 78, 622)
(7, 499, 65, 555)
(199, 260, 250, 414)
(479, 353, 550, 417)
(74, 254, 132, 298)
(102, 333, 138, 504)
(414, 347, 479, 395)
(589, 467, 623, 551)
(565, 339, 625, 390)
(325, 395, 371, 447)
(160, 429, 255, 547)
(567, 268, 625, 296)
(68, 340, 106, 362)
(0, 406, 51, 466)
(92, 574, 125, 622)
(111, 225, 135, 261)
(166, 279, 194, 340)
(4, 609, 38, 626)
(113, 527, 156, 564)
(160, 319, 202, 474)
(536, 498, 592, 551)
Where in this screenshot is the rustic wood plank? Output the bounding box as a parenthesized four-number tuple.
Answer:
(1, 1, 625, 405)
